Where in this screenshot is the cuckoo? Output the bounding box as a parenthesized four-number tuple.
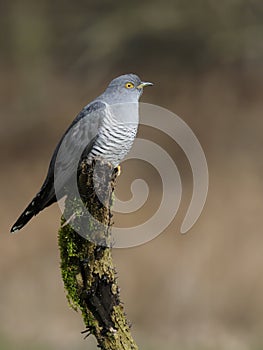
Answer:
(11, 74, 153, 232)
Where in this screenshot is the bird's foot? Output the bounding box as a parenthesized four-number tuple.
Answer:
(114, 165, 121, 177)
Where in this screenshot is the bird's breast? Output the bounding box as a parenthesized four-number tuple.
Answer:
(88, 103, 139, 166)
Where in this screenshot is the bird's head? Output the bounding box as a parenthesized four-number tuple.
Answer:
(101, 74, 153, 104)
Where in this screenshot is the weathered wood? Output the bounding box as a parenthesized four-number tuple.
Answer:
(58, 159, 138, 350)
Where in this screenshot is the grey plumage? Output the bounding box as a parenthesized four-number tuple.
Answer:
(11, 74, 152, 232)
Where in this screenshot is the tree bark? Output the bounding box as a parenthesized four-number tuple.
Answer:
(58, 159, 138, 350)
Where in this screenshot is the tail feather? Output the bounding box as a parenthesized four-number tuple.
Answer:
(11, 198, 40, 232)
(10, 189, 56, 233)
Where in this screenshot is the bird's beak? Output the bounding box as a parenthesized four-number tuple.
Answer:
(137, 81, 153, 89)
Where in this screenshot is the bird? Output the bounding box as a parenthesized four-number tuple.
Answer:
(11, 73, 153, 233)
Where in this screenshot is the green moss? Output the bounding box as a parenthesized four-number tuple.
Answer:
(58, 160, 138, 349)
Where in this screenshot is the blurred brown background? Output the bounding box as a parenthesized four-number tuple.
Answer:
(1, 1, 263, 349)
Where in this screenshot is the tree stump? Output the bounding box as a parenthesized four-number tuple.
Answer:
(58, 159, 138, 350)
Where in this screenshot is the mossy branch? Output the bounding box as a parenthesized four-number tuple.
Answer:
(58, 159, 138, 350)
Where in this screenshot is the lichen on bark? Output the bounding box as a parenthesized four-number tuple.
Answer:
(58, 159, 138, 350)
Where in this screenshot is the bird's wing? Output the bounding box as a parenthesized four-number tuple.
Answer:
(47, 100, 107, 198)
(10, 100, 107, 232)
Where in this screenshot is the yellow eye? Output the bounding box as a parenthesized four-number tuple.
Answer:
(125, 82, 134, 89)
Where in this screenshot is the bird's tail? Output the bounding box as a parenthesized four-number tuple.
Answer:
(10, 197, 40, 232)
(10, 189, 56, 233)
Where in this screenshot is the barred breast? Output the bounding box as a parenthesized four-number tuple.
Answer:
(88, 103, 139, 166)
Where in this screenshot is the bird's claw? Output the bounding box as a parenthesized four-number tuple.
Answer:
(114, 165, 121, 177)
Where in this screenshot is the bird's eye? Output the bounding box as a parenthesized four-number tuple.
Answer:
(125, 82, 134, 89)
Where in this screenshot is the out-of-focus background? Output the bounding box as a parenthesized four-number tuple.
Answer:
(1, 1, 263, 349)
